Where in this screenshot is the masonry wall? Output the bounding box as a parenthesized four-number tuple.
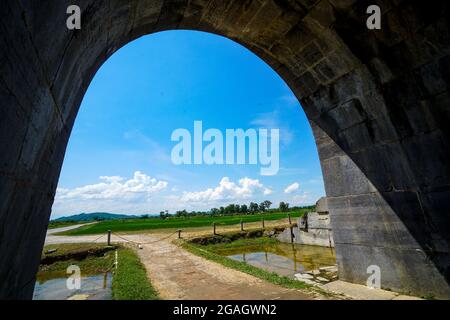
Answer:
(313, 123, 450, 297)
(0, 0, 449, 299)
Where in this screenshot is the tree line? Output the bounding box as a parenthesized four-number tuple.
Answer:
(159, 201, 304, 219)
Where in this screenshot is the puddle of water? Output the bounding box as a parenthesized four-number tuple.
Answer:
(217, 242, 336, 278)
(33, 272, 112, 300)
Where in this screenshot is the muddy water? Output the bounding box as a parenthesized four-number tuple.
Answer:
(218, 243, 336, 278)
(33, 272, 112, 300)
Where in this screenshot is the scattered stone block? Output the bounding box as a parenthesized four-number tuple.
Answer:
(316, 277, 330, 282)
(294, 273, 314, 280)
(319, 266, 338, 272)
(307, 269, 321, 275)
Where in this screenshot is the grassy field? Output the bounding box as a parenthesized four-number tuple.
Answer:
(60, 210, 309, 236)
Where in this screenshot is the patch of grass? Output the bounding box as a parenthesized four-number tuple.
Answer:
(112, 248, 159, 300)
(202, 236, 278, 252)
(42, 243, 114, 257)
(60, 210, 308, 236)
(181, 241, 335, 298)
(37, 243, 116, 281)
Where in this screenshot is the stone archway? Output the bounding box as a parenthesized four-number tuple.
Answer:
(0, 0, 449, 299)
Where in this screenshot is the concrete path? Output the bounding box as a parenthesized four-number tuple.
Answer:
(44, 228, 319, 300)
(46, 223, 92, 235)
(321, 281, 423, 300)
(45, 231, 127, 245)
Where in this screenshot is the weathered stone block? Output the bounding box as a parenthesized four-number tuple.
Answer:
(352, 142, 416, 192)
(0, 88, 28, 172)
(300, 42, 324, 67)
(316, 196, 329, 213)
(328, 0, 357, 11)
(401, 131, 450, 188)
(327, 99, 367, 130)
(308, 0, 336, 28)
(321, 155, 376, 197)
(329, 193, 425, 249)
(336, 243, 450, 298)
(1, 0, 450, 300)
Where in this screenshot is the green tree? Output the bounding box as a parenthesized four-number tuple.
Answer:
(279, 202, 290, 212)
(226, 204, 239, 215)
(263, 200, 272, 210)
(175, 209, 188, 217)
(249, 202, 258, 214)
(259, 202, 266, 212)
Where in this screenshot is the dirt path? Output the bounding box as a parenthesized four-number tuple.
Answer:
(46, 223, 95, 235)
(135, 235, 318, 300)
(45, 228, 320, 300)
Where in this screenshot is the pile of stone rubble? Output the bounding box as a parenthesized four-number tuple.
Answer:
(294, 265, 338, 286)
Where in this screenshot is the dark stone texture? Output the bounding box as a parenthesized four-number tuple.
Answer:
(0, 0, 449, 299)
(313, 124, 450, 299)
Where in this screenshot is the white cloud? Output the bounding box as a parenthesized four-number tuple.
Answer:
(291, 191, 314, 205)
(56, 171, 168, 201)
(284, 182, 300, 194)
(51, 173, 277, 217)
(179, 177, 272, 203)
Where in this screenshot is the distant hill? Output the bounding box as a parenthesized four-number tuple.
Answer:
(53, 212, 139, 222)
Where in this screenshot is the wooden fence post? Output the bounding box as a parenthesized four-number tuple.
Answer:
(289, 225, 294, 244)
(107, 230, 111, 246)
(240, 220, 244, 231)
(178, 229, 182, 239)
(262, 218, 265, 229)
(213, 222, 216, 235)
(328, 229, 332, 248)
(288, 213, 292, 224)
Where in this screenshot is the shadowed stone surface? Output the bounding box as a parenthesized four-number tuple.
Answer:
(0, 0, 449, 299)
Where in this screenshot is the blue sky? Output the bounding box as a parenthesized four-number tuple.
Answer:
(51, 30, 325, 218)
